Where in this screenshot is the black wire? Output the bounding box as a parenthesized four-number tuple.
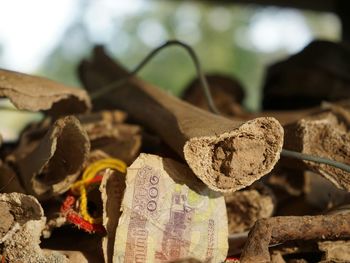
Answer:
(281, 149, 350, 173)
(91, 40, 220, 114)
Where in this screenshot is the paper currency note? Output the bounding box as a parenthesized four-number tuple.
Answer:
(114, 154, 228, 263)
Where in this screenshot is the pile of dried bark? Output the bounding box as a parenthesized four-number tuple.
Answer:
(0, 40, 350, 263)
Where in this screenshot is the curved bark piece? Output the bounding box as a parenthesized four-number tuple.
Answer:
(0, 68, 91, 116)
(284, 110, 350, 191)
(0, 193, 67, 262)
(240, 214, 350, 263)
(9, 116, 90, 199)
(184, 117, 283, 192)
(225, 185, 274, 235)
(79, 110, 141, 165)
(78, 46, 284, 192)
(99, 169, 126, 263)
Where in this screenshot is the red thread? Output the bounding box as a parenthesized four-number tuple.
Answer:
(60, 194, 105, 234)
(66, 212, 105, 234)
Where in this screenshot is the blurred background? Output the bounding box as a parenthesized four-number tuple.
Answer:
(0, 0, 342, 141)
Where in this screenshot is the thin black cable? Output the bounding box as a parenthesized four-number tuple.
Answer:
(281, 149, 350, 173)
(91, 40, 220, 114)
(90, 39, 350, 173)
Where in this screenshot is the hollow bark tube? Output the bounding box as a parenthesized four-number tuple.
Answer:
(78, 46, 284, 192)
(14, 116, 90, 199)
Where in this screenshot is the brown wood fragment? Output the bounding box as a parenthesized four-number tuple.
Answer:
(284, 110, 350, 191)
(0, 68, 91, 116)
(240, 214, 350, 263)
(225, 185, 274, 234)
(80, 111, 141, 165)
(0, 193, 67, 262)
(318, 240, 350, 262)
(270, 251, 286, 263)
(99, 169, 126, 263)
(7, 116, 90, 199)
(76, 110, 127, 125)
(78, 46, 284, 193)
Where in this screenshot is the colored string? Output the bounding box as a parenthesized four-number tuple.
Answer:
(70, 158, 127, 224)
(60, 194, 105, 234)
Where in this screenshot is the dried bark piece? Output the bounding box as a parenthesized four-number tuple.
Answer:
(240, 108, 318, 126)
(240, 214, 350, 263)
(270, 252, 286, 263)
(76, 110, 127, 125)
(225, 186, 274, 235)
(284, 111, 350, 191)
(9, 116, 90, 199)
(79, 46, 284, 192)
(11, 117, 52, 159)
(81, 113, 141, 165)
(318, 240, 350, 262)
(99, 169, 126, 263)
(0, 68, 91, 115)
(0, 193, 67, 262)
(77, 110, 140, 165)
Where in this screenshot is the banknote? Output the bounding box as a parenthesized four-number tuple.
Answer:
(113, 154, 228, 262)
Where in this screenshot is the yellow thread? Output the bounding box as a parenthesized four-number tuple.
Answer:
(70, 158, 127, 224)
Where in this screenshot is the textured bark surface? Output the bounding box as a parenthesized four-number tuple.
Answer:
(318, 240, 350, 262)
(225, 186, 274, 234)
(0, 68, 91, 116)
(8, 116, 90, 199)
(99, 170, 126, 263)
(284, 110, 350, 191)
(0, 193, 67, 262)
(81, 114, 141, 165)
(78, 46, 284, 192)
